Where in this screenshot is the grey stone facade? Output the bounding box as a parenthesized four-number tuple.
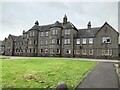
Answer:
(3, 15, 120, 58)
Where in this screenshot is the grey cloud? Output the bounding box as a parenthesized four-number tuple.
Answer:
(1, 2, 118, 41)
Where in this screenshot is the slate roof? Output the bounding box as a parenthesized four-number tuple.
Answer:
(31, 24, 40, 30)
(40, 24, 53, 31)
(28, 21, 77, 32)
(63, 22, 77, 30)
(51, 21, 62, 28)
(15, 36, 23, 41)
(76, 27, 100, 38)
(10, 35, 18, 41)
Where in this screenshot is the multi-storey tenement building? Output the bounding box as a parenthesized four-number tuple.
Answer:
(3, 15, 120, 58)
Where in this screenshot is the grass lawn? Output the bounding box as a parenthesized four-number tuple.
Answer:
(2, 58, 98, 88)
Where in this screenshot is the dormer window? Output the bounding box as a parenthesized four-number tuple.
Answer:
(102, 37, 111, 43)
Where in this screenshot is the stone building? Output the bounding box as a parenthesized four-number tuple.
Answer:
(3, 15, 120, 58)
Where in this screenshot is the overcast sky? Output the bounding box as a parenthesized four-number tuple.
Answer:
(0, 1, 119, 41)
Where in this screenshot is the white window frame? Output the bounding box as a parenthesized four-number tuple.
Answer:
(65, 49, 71, 54)
(89, 38, 93, 44)
(56, 39, 60, 44)
(76, 38, 80, 45)
(102, 37, 111, 43)
(51, 49, 54, 54)
(82, 49, 86, 55)
(52, 29, 58, 35)
(65, 29, 70, 35)
(45, 40, 48, 45)
(45, 49, 48, 53)
(52, 39, 55, 44)
(40, 49, 43, 53)
(83, 38, 87, 44)
(76, 50, 80, 54)
(56, 49, 60, 54)
(40, 41, 43, 45)
(41, 32, 44, 37)
(29, 41, 32, 44)
(64, 39, 70, 44)
(89, 49, 93, 55)
(45, 31, 49, 36)
(102, 49, 110, 56)
(32, 32, 35, 36)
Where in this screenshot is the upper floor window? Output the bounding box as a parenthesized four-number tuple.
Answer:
(102, 37, 111, 43)
(52, 29, 58, 35)
(45, 31, 49, 37)
(82, 38, 86, 44)
(65, 29, 70, 35)
(57, 39, 60, 44)
(29, 32, 32, 36)
(76, 38, 80, 44)
(40, 41, 43, 45)
(29, 41, 32, 44)
(89, 38, 93, 44)
(45, 40, 48, 45)
(26, 34, 29, 38)
(34, 40, 37, 45)
(52, 39, 55, 44)
(41, 32, 44, 37)
(32, 32, 35, 36)
(64, 39, 70, 45)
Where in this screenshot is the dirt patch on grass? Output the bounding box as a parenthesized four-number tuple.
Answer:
(21, 74, 45, 83)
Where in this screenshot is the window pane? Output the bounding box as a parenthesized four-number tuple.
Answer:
(102, 37, 111, 43)
(68, 39, 70, 44)
(76, 39, 80, 44)
(83, 38, 86, 44)
(41, 32, 44, 36)
(89, 38, 93, 44)
(52, 39, 55, 44)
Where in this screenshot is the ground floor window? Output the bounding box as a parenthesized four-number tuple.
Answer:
(29, 49, 31, 53)
(33, 48, 36, 53)
(65, 49, 71, 54)
(51, 49, 54, 54)
(82, 49, 86, 55)
(76, 50, 80, 54)
(89, 49, 93, 55)
(45, 49, 48, 53)
(102, 49, 112, 56)
(56, 49, 60, 54)
(40, 49, 43, 53)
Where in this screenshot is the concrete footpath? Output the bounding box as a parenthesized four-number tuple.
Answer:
(76, 62, 119, 88)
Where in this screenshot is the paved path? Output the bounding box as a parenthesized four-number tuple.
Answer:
(76, 62, 119, 88)
(3, 56, 119, 63)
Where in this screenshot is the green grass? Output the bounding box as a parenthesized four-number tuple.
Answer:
(2, 58, 98, 88)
